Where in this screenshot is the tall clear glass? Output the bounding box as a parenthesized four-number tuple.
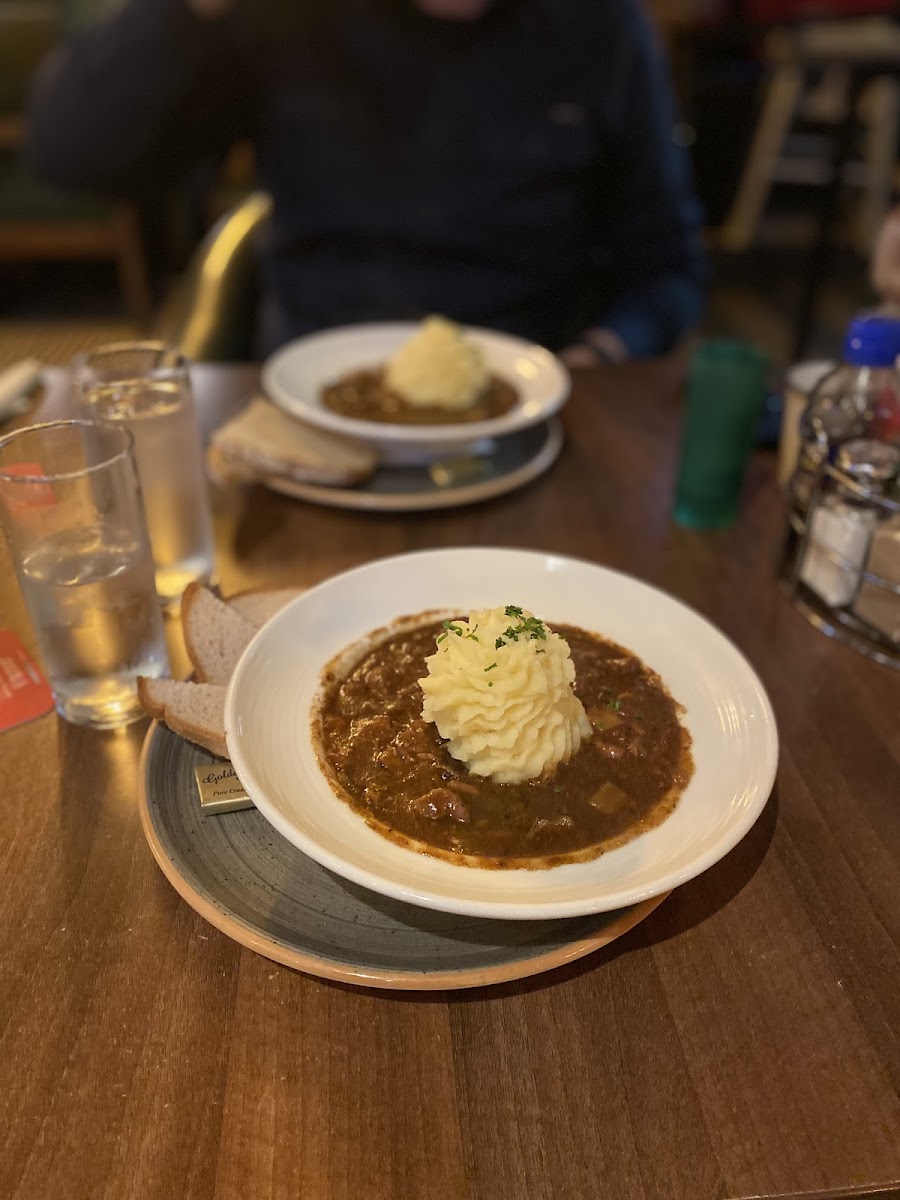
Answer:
(0, 420, 169, 727)
(73, 342, 215, 608)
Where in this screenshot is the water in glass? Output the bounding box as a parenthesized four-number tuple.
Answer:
(18, 524, 168, 726)
(82, 379, 215, 605)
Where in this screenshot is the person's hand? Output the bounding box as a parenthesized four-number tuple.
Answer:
(186, 0, 235, 17)
(871, 207, 900, 307)
(559, 328, 629, 368)
(560, 344, 605, 368)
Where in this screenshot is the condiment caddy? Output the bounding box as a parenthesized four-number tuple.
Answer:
(782, 312, 900, 668)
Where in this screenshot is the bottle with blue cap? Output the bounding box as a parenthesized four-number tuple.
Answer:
(790, 311, 900, 514)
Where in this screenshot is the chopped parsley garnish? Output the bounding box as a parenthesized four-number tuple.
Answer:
(438, 618, 479, 645)
(484, 662, 497, 672)
(437, 619, 466, 644)
(437, 608, 548, 656)
(495, 607, 548, 650)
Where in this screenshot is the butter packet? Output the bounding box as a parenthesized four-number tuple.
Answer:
(193, 758, 254, 815)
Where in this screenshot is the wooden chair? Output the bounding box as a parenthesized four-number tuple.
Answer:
(714, 17, 900, 356)
(154, 192, 272, 361)
(715, 18, 900, 256)
(0, 1, 153, 325)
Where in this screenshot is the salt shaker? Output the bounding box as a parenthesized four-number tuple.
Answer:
(799, 440, 899, 607)
(851, 448, 900, 642)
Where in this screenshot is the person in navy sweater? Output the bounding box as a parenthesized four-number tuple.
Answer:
(28, 0, 708, 362)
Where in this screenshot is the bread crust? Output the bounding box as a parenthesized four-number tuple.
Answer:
(140, 584, 304, 753)
(138, 676, 228, 758)
(208, 398, 378, 487)
(181, 582, 257, 684)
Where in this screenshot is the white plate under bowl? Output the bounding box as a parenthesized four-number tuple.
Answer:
(225, 548, 778, 920)
(261, 322, 570, 466)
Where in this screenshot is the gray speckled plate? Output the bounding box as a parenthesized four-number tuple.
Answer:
(263, 419, 564, 512)
(139, 722, 667, 990)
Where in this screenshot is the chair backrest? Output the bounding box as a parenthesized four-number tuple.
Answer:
(155, 191, 272, 362)
(0, 2, 58, 114)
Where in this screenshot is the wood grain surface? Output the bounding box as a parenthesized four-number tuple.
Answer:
(1, 362, 898, 1200)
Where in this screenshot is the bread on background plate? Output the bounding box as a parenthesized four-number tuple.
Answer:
(208, 397, 378, 489)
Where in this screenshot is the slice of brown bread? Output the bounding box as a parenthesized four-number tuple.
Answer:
(138, 677, 227, 758)
(208, 397, 378, 487)
(228, 586, 305, 628)
(142, 585, 303, 753)
(182, 582, 258, 684)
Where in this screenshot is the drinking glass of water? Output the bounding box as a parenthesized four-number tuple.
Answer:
(0, 420, 169, 727)
(73, 342, 215, 608)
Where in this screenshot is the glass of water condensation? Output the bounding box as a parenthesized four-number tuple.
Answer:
(0, 421, 169, 727)
(73, 342, 215, 608)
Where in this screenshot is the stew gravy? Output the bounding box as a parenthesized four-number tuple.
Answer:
(314, 618, 693, 869)
(321, 369, 518, 425)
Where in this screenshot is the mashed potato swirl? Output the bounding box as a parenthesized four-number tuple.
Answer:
(386, 315, 488, 410)
(419, 606, 592, 784)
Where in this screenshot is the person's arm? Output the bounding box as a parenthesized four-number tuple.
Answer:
(564, 3, 707, 364)
(26, 0, 248, 195)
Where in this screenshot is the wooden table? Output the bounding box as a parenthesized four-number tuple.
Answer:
(1, 363, 898, 1200)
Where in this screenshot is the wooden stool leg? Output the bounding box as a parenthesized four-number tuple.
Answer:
(112, 204, 153, 329)
(852, 76, 900, 256)
(715, 65, 803, 253)
(792, 73, 867, 361)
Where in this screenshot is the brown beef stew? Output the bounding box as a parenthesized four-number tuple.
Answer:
(314, 619, 693, 868)
(321, 368, 518, 425)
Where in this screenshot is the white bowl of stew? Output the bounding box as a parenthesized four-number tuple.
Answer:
(261, 323, 570, 466)
(225, 548, 778, 920)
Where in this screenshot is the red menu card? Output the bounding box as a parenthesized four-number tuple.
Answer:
(0, 631, 54, 731)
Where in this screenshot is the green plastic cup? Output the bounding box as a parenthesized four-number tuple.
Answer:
(674, 339, 770, 530)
